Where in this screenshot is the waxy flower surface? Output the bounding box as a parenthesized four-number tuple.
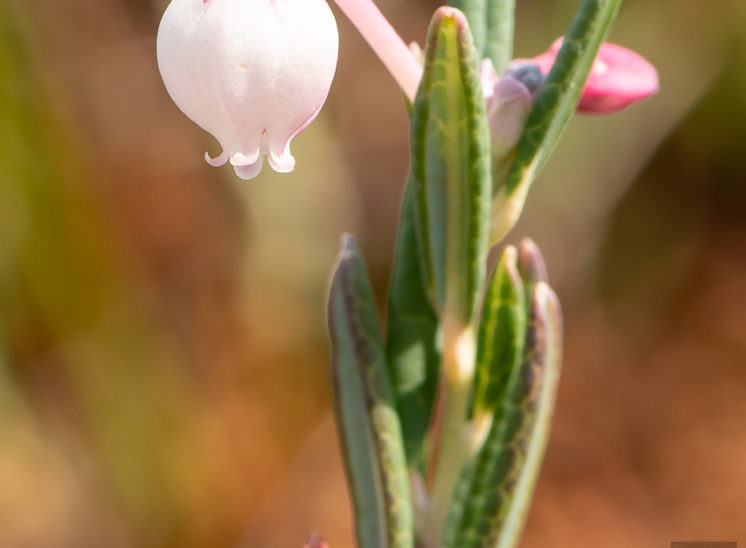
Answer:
(157, 0, 339, 179)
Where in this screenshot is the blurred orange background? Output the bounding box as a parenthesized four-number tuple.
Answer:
(1, 0, 745, 546)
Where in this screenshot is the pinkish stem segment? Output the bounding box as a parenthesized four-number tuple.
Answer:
(331, 0, 423, 102)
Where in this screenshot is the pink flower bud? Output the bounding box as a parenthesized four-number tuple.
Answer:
(302, 533, 330, 548)
(532, 38, 659, 114)
(157, 0, 339, 179)
(479, 60, 535, 155)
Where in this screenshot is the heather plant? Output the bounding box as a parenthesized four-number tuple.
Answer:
(157, 0, 657, 546)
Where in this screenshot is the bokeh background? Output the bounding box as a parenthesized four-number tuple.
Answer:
(1, 0, 744, 546)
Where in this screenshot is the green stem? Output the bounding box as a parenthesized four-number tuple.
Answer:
(422, 15, 480, 545)
(424, 321, 475, 547)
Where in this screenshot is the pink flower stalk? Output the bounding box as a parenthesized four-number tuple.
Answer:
(531, 38, 659, 114)
(157, 0, 339, 180)
(331, 0, 422, 102)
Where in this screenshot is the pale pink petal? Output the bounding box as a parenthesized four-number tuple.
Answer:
(157, 0, 339, 179)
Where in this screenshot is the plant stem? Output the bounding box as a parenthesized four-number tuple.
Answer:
(331, 0, 423, 102)
(424, 321, 475, 547)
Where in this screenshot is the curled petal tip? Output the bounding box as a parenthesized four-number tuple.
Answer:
(232, 161, 263, 181)
(231, 150, 262, 166)
(267, 150, 296, 174)
(229, 150, 265, 180)
(157, 0, 339, 179)
(205, 149, 230, 167)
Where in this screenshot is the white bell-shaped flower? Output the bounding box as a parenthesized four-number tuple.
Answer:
(157, 0, 339, 179)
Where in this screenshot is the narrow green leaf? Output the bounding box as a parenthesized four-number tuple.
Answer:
(447, 0, 487, 57)
(471, 245, 526, 419)
(328, 236, 414, 548)
(441, 452, 477, 547)
(485, 0, 515, 73)
(411, 7, 492, 324)
(385, 180, 441, 469)
(448, 0, 515, 70)
(444, 239, 548, 546)
(497, 283, 562, 548)
(492, 0, 622, 242)
(447, 282, 563, 548)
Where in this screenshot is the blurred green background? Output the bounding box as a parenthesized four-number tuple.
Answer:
(0, 0, 744, 546)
